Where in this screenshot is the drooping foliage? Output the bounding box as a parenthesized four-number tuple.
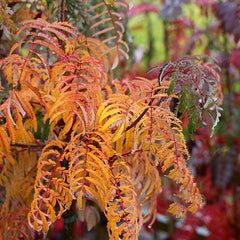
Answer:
(127, 1, 239, 239)
(149, 56, 223, 137)
(0, 1, 223, 240)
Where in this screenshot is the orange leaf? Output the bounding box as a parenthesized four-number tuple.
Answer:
(77, 190, 83, 209)
(12, 91, 37, 132)
(21, 81, 45, 106)
(6, 110, 16, 144)
(0, 127, 10, 153)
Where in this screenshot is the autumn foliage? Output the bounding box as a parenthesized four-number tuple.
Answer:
(0, 1, 223, 240)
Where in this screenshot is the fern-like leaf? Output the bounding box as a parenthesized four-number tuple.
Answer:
(67, 131, 112, 209)
(106, 158, 142, 240)
(8, 19, 77, 89)
(126, 152, 162, 223)
(10, 90, 38, 132)
(105, 76, 204, 219)
(28, 140, 72, 232)
(156, 55, 223, 137)
(0, 206, 35, 240)
(88, 0, 129, 69)
(96, 93, 141, 142)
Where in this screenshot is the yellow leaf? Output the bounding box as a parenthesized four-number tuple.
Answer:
(40, 211, 49, 232)
(102, 114, 123, 130)
(99, 107, 121, 124)
(125, 128, 134, 152)
(116, 134, 124, 153)
(77, 190, 83, 209)
(84, 186, 99, 202)
(22, 80, 45, 106)
(12, 91, 38, 132)
(0, 127, 10, 153)
(60, 115, 73, 137)
(6, 110, 16, 144)
(150, 144, 156, 154)
(106, 0, 114, 6)
(112, 123, 125, 142)
(32, 115, 38, 133)
(85, 176, 106, 193)
(187, 202, 198, 213)
(96, 103, 106, 123)
(167, 202, 186, 218)
(33, 219, 39, 231)
(6, 154, 16, 165)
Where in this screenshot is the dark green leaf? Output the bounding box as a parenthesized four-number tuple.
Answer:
(167, 73, 177, 95)
(43, 118, 50, 141)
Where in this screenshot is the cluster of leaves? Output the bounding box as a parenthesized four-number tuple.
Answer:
(0, 1, 224, 240)
(127, 0, 239, 239)
(150, 55, 223, 137)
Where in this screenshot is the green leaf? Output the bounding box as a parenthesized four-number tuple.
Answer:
(34, 113, 42, 139)
(178, 96, 187, 112)
(167, 73, 177, 95)
(33, 114, 50, 140)
(187, 99, 195, 109)
(43, 118, 50, 140)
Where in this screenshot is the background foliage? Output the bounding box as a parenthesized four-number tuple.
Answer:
(128, 0, 240, 240)
(0, 0, 239, 240)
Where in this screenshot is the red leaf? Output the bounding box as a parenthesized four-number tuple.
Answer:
(229, 50, 240, 70)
